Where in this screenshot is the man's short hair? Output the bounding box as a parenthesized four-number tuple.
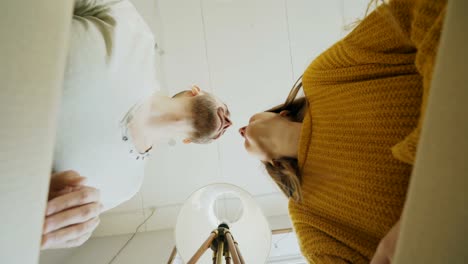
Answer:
(190, 94, 219, 144)
(172, 90, 220, 144)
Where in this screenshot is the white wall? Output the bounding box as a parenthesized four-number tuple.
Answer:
(40, 229, 175, 264)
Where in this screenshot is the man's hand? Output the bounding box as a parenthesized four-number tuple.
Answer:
(42, 170, 102, 249)
(371, 220, 401, 264)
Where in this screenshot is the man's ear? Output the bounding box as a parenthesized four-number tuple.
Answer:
(279, 110, 290, 117)
(191, 85, 201, 96)
(183, 138, 192, 144)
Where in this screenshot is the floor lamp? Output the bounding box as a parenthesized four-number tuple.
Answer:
(174, 183, 271, 264)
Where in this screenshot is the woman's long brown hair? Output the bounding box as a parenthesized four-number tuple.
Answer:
(263, 76, 308, 202)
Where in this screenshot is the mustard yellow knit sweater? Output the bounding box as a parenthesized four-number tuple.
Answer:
(289, 0, 446, 263)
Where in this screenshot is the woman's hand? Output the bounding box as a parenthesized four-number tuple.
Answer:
(41, 170, 102, 249)
(371, 220, 401, 264)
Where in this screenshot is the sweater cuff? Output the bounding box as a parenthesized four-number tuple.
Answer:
(392, 126, 421, 165)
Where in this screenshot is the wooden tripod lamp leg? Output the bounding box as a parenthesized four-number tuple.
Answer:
(225, 232, 241, 264)
(225, 250, 232, 264)
(167, 246, 177, 264)
(234, 241, 246, 264)
(187, 231, 218, 264)
(216, 240, 225, 264)
(212, 249, 217, 264)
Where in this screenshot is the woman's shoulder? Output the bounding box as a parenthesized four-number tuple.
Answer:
(304, 1, 418, 79)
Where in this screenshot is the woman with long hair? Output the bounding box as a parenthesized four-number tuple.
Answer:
(239, 0, 447, 263)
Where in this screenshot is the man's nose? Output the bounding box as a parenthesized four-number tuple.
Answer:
(239, 126, 246, 137)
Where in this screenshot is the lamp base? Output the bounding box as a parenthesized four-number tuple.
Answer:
(185, 224, 245, 264)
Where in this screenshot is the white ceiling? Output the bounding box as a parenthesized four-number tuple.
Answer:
(95, 0, 370, 237)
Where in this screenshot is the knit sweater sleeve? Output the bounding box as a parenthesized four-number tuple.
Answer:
(289, 202, 368, 264)
(294, 225, 360, 264)
(308, 0, 446, 165)
(391, 0, 447, 164)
